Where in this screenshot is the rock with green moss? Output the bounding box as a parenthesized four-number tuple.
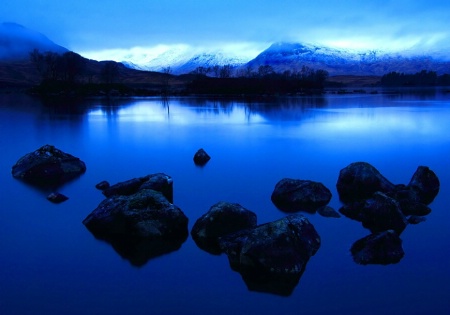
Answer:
(11, 144, 86, 186)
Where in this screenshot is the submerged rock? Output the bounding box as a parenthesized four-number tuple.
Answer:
(336, 162, 396, 202)
(11, 144, 86, 186)
(191, 201, 257, 254)
(219, 214, 320, 296)
(271, 178, 332, 213)
(351, 230, 404, 265)
(317, 206, 341, 218)
(193, 148, 211, 166)
(95, 180, 110, 190)
(83, 188, 188, 266)
(102, 173, 173, 203)
(47, 192, 69, 203)
(339, 192, 408, 235)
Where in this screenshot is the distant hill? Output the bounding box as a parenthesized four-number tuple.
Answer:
(0, 22, 68, 61)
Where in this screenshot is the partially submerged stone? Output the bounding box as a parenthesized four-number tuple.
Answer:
(83, 188, 188, 266)
(317, 206, 341, 218)
(102, 173, 173, 203)
(339, 192, 408, 235)
(193, 148, 211, 166)
(407, 166, 440, 205)
(351, 230, 404, 265)
(11, 144, 86, 186)
(95, 180, 110, 190)
(191, 201, 257, 254)
(271, 178, 332, 213)
(47, 192, 69, 203)
(219, 214, 320, 296)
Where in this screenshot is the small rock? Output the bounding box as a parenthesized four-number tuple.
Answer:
(317, 206, 341, 218)
(407, 166, 440, 205)
(193, 148, 211, 166)
(47, 192, 69, 203)
(95, 180, 110, 190)
(407, 215, 427, 225)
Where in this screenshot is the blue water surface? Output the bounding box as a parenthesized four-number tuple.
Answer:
(0, 91, 449, 315)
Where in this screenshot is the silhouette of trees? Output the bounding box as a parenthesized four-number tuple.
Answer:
(380, 70, 441, 86)
(100, 61, 120, 84)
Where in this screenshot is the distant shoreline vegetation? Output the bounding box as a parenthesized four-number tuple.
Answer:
(21, 49, 450, 97)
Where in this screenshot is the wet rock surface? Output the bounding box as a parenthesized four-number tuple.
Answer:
(271, 178, 332, 213)
(219, 214, 321, 296)
(47, 192, 69, 203)
(317, 206, 341, 218)
(191, 202, 257, 254)
(11, 144, 86, 186)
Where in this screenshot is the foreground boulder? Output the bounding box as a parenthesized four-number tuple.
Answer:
(407, 166, 440, 204)
(219, 214, 320, 296)
(351, 230, 404, 265)
(102, 173, 173, 203)
(11, 144, 86, 186)
(83, 188, 188, 266)
(191, 202, 257, 254)
(193, 148, 211, 166)
(271, 178, 332, 213)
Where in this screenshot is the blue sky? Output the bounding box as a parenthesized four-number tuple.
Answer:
(1, 0, 450, 60)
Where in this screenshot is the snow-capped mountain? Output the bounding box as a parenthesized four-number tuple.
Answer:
(121, 47, 249, 74)
(0, 22, 67, 61)
(245, 42, 450, 76)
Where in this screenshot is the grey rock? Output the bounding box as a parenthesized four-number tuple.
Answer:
(11, 144, 86, 186)
(191, 201, 257, 254)
(317, 206, 341, 218)
(271, 178, 332, 213)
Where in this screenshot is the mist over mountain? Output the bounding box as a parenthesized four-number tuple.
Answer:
(0, 22, 67, 61)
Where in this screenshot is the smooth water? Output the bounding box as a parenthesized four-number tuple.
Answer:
(1, 91, 449, 315)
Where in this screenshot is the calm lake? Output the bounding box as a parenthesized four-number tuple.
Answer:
(1, 90, 449, 315)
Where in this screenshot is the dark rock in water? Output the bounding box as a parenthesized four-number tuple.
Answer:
(271, 178, 332, 213)
(82, 188, 188, 266)
(191, 201, 257, 254)
(47, 192, 69, 203)
(351, 230, 404, 265)
(219, 214, 320, 296)
(398, 199, 431, 216)
(407, 166, 440, 205)
(11, 144, 86, 186)
(339, 192, 408, 235)
(317, 206, 341, 218)
(407, 215, 427, 225)
(336, 162, 396, 202)
(95, 180, 110, 190)
(193, 148, 211, 166)
(102, 173, 173, 203)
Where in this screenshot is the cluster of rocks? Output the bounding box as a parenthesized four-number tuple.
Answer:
(191, 202, 321, 296)
(11, 145, 441, 294)
(336, 162, 440, 265)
